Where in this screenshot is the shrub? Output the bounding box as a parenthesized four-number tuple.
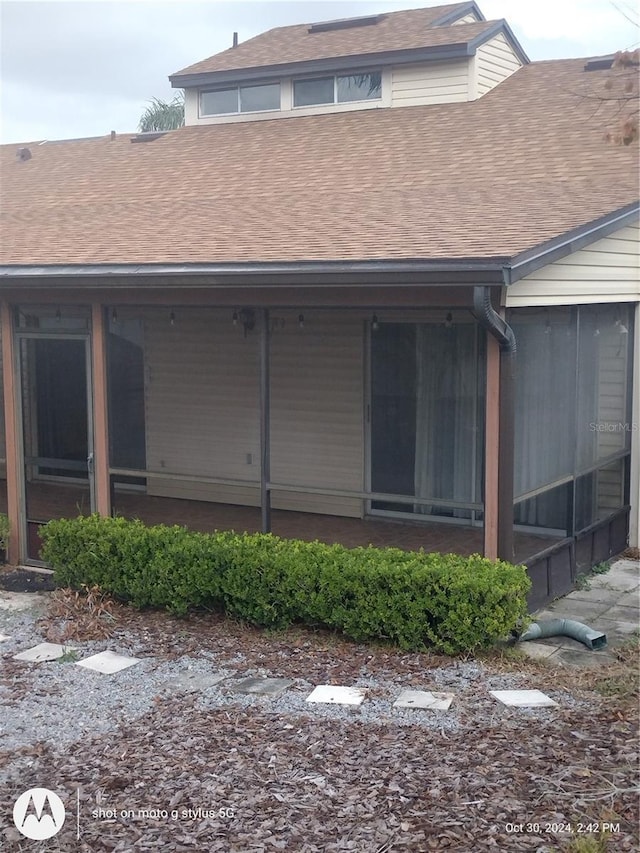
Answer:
(40, 514, 530, 654)
(0, 511, 10, 555)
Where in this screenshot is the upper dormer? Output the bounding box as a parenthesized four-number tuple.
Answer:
(169, 2, 529, 127)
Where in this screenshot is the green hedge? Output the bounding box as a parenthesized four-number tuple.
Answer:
(40, 514, 530, 654)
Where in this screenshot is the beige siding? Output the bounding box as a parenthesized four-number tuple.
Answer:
(144, 308, 261, 505)
(505, 223, 640, 307)
(391, 59, 470, 106)
(594, 327, 628, 513)
(451, 13, 481, 25)
(475, 33, 521, 97)
(598, 461, 625, 514)
(596, 329, 629, 457)
(184, 88, 198, 125)
(270, 311, 364, 517)
(142, 309, 365, 517)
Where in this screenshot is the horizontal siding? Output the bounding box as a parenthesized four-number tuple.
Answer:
(476, 33, 521, 97)
(270, 312, 364, 517)
(598, 467, 624, 511)
(391, 59, 470, 106)
(143, 309, 365, 517)
(144, 309, 261, 506)
(506, 223, 640, 307)
(596, 334, 628, 460)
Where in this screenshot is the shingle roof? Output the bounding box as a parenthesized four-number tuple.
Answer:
(1, 59, 638, 268)
(171, 6, 493, 80)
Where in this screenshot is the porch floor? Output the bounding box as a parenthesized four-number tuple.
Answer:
(3, 481, 557, 563)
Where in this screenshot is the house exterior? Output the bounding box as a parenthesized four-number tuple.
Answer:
(1, 2, 638, 607)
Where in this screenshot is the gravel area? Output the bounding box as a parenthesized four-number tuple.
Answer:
(1, 591, 637, 852)
(1, 599, 591, 757)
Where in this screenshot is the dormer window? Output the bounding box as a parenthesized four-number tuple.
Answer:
(293, 72, 382, 107)
(200, 82, 281, 116)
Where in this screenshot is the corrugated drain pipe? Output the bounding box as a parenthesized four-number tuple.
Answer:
(519, 619, 607, 650)
(472, 285, 516, 561)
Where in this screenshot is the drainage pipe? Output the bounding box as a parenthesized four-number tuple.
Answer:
(520, 619, 607, 650)
(472, 285, 516, 562)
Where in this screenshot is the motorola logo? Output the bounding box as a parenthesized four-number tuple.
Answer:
(13, 787, 66, 840)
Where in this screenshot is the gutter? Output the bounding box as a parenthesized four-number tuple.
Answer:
(0, 258, 509, 280)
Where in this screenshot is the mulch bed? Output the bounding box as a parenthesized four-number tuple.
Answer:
(1, 697, 638, 851)
(1, 595, 638, 851)
(0, 566, 57, 593)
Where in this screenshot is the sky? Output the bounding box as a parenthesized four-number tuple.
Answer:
(0, 0, 638, 144)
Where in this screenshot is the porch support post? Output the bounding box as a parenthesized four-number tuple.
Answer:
(484, 333, 500, 559)
(91, 304, 111, 517)
(472, 286, 515, 562)
(260, 308, 271, 533)
(498, 343, 515, 561)
(1, 301, 21, 565)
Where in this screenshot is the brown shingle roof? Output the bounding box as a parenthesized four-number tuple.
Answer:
(1, 59, 637, 268)
(171, 6, 491, 79)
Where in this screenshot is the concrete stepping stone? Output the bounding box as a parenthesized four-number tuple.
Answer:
(13, 642, 77, 662)
(490, 689, 557, 708)
(231, 676, 293, 697)
(518, 641, 559, 661)
(75, 650, 140, 674)
(165, 672, 228, 693)
(393, 689, 455, 710)
(306, 685, 366, 705)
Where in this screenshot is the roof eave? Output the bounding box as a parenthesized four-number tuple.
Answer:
(0, 258, 510, 289)
(170, 42, 475, 89)
(505, 202, 640, 284)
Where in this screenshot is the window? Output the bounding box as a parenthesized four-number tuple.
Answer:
(200, 82, 280, 116)
(370, 321, 485, 521)
(293, 72, 382, 107)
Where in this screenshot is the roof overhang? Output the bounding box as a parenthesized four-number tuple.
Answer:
(3, 207, 635, 292)
(506, 202, 640, 284)
(170, 21, 528, 89)
(0, 259, 509, 290)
